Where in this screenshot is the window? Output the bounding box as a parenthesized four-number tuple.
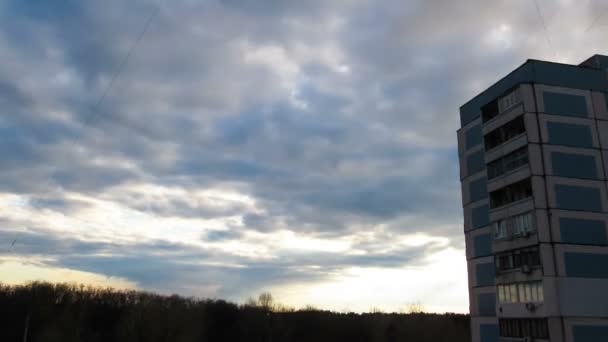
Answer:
(512, 212, 534, 236)
(512, 247, 541, 268)
(489, 178, 532, 209)
(484, 116, 526, 151)
(499, 88, 521, 113)
(498, 284, 505, 302)
(481, 99, 499, 123)
(495, 246, 541, 273)
(511, 282, 544, 303)
(499, 283, 518, 303)
(509, 284, 518, 303)
(487, 147, 529, 180)
(492, 211, 536, 240)
(494, 220, 508, 239)
(496, 254, 513, 271)
(499, 319, 548, 339)
(482, 88, 521, 123)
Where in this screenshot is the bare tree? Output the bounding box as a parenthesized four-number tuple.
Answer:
(404, 302, 426, 314)
(257, 292, 274, 310)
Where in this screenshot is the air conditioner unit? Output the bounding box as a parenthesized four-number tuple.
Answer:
(522, 264, 532, 274)
(525, 302, 537, 311)
(522, 336, 532, 342)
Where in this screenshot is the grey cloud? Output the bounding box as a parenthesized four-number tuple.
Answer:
(205, 229, 242, 242)
(27, 195, 90, 213)
(1, 0, 602, 301)
(0, 0, 478, 231)
(130, 197, 252, 219)
(1, 226, 437, 299)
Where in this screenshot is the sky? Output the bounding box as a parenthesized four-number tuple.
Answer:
(1, 0, 608, 314)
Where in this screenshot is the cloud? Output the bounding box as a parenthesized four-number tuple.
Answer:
(0, 0, 607, 311)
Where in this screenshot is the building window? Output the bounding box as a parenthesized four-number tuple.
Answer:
(481, 99, 499, 123)
(482, 88, 521, 123)
(512, 212, 534, 236)
(497, 283, 520, 303)
(484, 116, 526, 151)
(499, 319, 548, 339)
(497, 281, 543, 303)
(487, 147, 529, 180)
(494, 220, 508, 239)
(499, 88, 521, 113)
(496, 253, 514, 271)
(489, 178, 532, 209)
(493, 212, 535, 240)
(495, 246, 541, 273)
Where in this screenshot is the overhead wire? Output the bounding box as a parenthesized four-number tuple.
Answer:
(585, 4, 607, 32)
(532, 0, 558, 59)
(3, 3, 163, 255)
(88, 2, 161, 123)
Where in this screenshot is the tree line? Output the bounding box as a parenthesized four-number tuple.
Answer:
(0, 281, 470, 342)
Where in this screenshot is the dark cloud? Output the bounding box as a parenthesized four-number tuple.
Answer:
(0, 0, 603, 303)
(205, 230, 242, 242)
(27, 195, 90, 213)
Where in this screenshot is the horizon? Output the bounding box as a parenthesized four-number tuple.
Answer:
(2, 0, 608, 314)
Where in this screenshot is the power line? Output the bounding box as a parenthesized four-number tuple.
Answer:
(585, 5, 608, 32)
(88, 3, 161, 122)
(533, 0, 557, 59)
(4, 239, 17, 254)
(2, 4, 163, 259)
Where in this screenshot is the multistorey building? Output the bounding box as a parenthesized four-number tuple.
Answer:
(457, 54, 608, 342)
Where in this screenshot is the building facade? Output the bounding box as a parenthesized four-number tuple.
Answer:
(457, 55, 608, 342)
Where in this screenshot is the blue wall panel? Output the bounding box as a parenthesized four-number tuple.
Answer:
(543, 92, 588, 117)
(547, 122, 593, 148)
(551, 152, 598, 179)
(466, 124, 482, 150)
(479, 324, 499, 342)
(565, 252, 608, 278)
(478, 293, 496, 316)
(572, 325, 608, 342)
(469, 177, 488, 203)
(472, 204, 490, 229)
(560, 218, 608, 245)
(555, 184, 602, 212)
(474, 234, 492, 257)
(467, 150, 485, 175)
(476, 263, 496, 286)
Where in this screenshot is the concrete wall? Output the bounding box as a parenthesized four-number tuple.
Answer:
(459, 63, 608, 342)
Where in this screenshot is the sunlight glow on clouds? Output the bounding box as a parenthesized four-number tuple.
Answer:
(270, 247, 468, 313)
(484, 24, 513, 50)
(0, 258, 137, 290)
(2, 0, 608, 313)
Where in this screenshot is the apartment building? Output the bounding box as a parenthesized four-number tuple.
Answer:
(457, 54, 608, 342)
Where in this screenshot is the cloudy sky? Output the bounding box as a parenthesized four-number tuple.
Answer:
(1, 0, 607, 313)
